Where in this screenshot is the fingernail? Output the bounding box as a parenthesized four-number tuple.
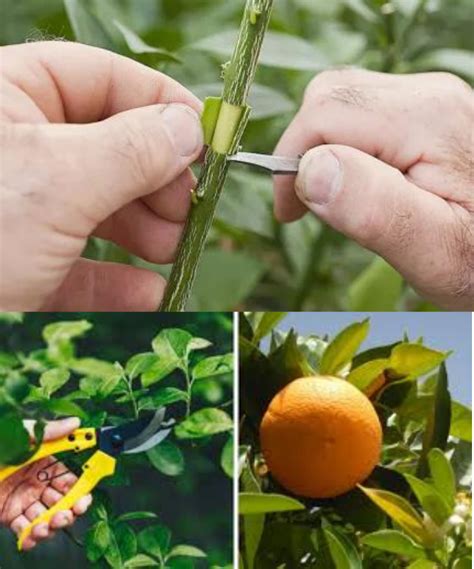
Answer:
(297, 149, 342, 206)
(161, 104, 203, 157)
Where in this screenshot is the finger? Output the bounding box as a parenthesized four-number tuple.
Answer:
(40, 259, 165, 312)
(33, 103, 203, 228)
(31, 522, 50, 541)
(41, 487, 64, 508)
(51, 471, 78, 494)
(11, 514, 37, 550)
(1, 41, 202, 123)
(43, 418, 81, 441)
(142, 167, 196, 223)
(274, 109, 320, 222)
(24, 502, 47, 523)
(73, 494, 93, 516)
(50, 510, 74, 530)
(95, 200, 184, 264)
(295, 145, 455, 299)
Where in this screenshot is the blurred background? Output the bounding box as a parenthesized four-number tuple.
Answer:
(1, 0, 473, 312)
(0, 312, 233, 568)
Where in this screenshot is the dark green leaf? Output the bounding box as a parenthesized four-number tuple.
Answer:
(117, 512, 158, 523)
(192, 353, 233, 381)
(138, 524, 171, 558)
(147, 440, 184, 476)
(220, 436, 233, 478)
(151, 387, 189, 408)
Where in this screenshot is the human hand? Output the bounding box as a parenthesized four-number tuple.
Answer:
(0, 41, 204, 311)
(274, 70, 473, 309)
(0, 417, 92, 551)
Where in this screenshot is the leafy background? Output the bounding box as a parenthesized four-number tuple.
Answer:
(1, 0, 473, 310)
(239, 312, 472, 568)
(0, 312, 233, 568)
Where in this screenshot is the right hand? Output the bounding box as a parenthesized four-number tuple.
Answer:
(274, 69, 474, 309)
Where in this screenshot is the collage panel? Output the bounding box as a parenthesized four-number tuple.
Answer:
(0, 313, 234, 568)
(239, 312, 472, 569)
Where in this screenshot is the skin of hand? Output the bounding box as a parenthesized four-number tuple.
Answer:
(0, 41, 204, 311)
(274, 69, 474, 309)
(0, 417, 92, 551)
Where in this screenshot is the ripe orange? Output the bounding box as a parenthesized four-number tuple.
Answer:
(260, 375, 382, 498)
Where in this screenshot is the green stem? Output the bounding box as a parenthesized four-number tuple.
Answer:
(121, 374, 139, 419)
(184, 367, 192, 417)
(160, 0, 275, 311)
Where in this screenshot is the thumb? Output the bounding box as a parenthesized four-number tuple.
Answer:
(48, 103, 203, 226)
(295, 145, 451, 287)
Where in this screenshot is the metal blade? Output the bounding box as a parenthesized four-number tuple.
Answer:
(124, 425, 173, 454)
(98, 409, 167, 457)
(227, 152, 300, 174)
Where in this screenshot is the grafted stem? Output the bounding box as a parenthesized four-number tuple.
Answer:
(160, 0, 275, 311)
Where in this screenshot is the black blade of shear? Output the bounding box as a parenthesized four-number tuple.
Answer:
(98, 409, 167, 456)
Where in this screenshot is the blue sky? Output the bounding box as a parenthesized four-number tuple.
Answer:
(277, 312, 472, 407)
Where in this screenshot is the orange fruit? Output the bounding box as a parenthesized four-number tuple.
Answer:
(260, 375, 382, 498)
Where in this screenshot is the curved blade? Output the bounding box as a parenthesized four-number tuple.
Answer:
(98, 409, 167, 457)
(124, 423, 174, 454)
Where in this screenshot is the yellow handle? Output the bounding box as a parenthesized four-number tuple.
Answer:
(18, 450, 116, 550)
(0, 428, 97, 483)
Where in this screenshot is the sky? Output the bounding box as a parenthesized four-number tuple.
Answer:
(277, 312, 472, 407)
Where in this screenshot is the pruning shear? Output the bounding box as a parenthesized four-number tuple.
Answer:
(227, 152, 301, 175)
(0, 409, 173, 551)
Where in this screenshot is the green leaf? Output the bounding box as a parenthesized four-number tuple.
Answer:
(388, 344, 448, 379)
(220, 436, 233, 478)
(323, 525, 362, 569)
(418, 363, 451, 476)
(427, 448, 456, 508)
(250, 312, 287, 343)
(147, 440, 184, 476)
(138, 524, 171, 558)
(342, 0, 378, 22)
(453, 558, 473, 569)
(64, 0, 116, 50)
(358, 486, 429, 545)
(403, 474, 451, 526)
(348, 257, 403, 310)
(71, 357, 119, 378)
(193, 30, 329, 71)
(85, 520, 110, 563)
(190, 249, 266, 310)
(0, 412, 30, 466)
(320, 319, 370, 375)
(124, 555, 159, 567)
(175, 408, 233, 439)
(151, 387, 189, 408)
(113, 522, 137, 562)
(43, 319, 92, 362)
(168, 545, 206, 558)
(413, 48, 474, 81)
(192, 353, 233, 381)
(268, 329, 315, 386)
(450, 401, 472, 442)
(361, 530, 426, 559)
(125, 353, 159, 380)
(116, 512, 158, 523)
(144, 329, 210, 386)
(0, 312, 23, 324)
(407, 561, 438, 569)
(239, 493, 305, 514)
(347, 359, 387, 393)
(39, 368, 71, 398)
(43, 398, 87, 420)
(114, 19, 181, 63)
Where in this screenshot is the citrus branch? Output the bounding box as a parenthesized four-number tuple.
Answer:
(160, 0, 275, 311)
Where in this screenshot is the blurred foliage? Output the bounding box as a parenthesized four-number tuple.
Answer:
(1, 0, 473, 310)
(239, 312, 472, 568)
(0, 313, 233, 568)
